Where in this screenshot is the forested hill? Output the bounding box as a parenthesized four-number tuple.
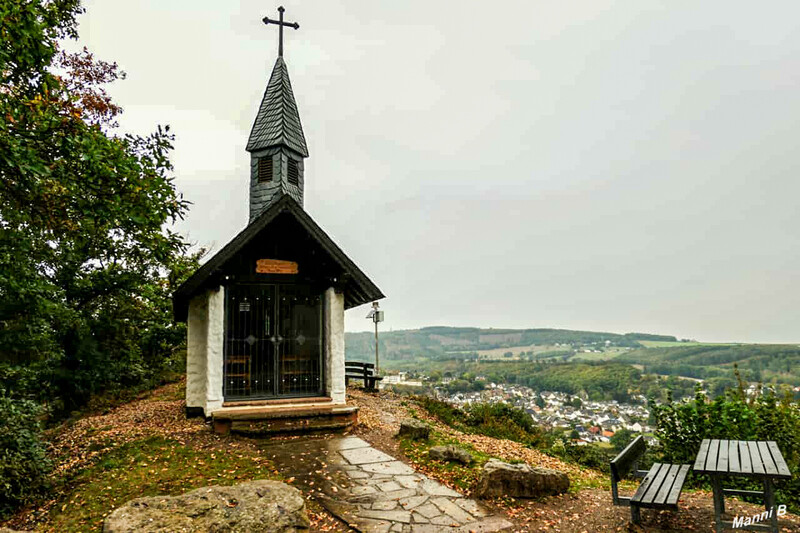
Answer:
(344, 326, 677, 361)
(617, 344, 800, 387)
(345, 326, 800, 390)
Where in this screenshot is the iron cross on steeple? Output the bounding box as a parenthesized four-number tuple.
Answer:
(262, 6, 299, 57)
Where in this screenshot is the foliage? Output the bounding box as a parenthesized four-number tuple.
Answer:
(345, 326, 678, 362)
(0, 394, 51, 517)
(561, 442, 610, 472)
(394, 357, 697, 402)
(466, 361, 688, 402)
(0, 0, 195, 418)
(416, 396, 544, 447)
(619, 344, 800, 387)
(608, 428, 635, 452)
(650, 380, 800, 511)
(440, 378, 485, 394)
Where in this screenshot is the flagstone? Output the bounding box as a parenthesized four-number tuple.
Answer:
(361, 509, 412, 523)
(431, 497, 475, 524)
(419, 478, 463, 498)
(373, 500, 399, 511)
(377, 480, 403, 492)
(396, 475, 423, 489)
(399, 495, 429, 510)
(414, 503, 443, 519)
(361, 460, 416, 475)
(260, 435, 511, 533)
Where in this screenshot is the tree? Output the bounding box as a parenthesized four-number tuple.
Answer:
(610, 428, 634, 452)
(0, 0, 193, 415)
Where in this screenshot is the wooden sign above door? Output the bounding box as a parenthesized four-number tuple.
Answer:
(255, 259, 299, 274)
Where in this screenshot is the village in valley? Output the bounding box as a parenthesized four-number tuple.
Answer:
(381, 372, 653, 444)
(441, 383, 652, 445)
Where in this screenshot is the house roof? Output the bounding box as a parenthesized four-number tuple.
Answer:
(172, 194, 384, 322)
(246, 56, 309, 157)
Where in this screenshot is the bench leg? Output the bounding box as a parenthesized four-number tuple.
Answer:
(630, 505, 641, 524)
(764, 479, 778, 533)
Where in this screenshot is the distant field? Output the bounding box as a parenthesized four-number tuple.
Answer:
(571, 348, 628, 361)
(447, 344, 566, 360)
(637, 340, 737, 348)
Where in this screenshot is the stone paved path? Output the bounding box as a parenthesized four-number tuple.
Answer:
(261, 436, 513, 533)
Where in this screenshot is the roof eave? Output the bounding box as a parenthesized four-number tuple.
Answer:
(172, 194, 384, 322)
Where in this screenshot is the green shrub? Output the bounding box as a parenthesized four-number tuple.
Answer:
(416, 396, 543, 447)
(415, 396, 466, 428)
(464, 402, 543, 446)
(0, 393, 51, 517)
(562, 442, 611, 471)
(650, 382, 800, 512)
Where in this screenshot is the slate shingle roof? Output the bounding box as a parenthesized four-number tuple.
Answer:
(246, 57, 308, 157)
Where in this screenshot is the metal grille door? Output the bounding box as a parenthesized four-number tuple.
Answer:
(278, 288, 322, 395)
(224, 285, 322, 400)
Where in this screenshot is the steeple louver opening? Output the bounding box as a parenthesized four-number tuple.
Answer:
(287, 159, 299, 185)
(258, 157, 273, 182)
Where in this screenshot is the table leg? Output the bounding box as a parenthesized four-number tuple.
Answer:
(764, 478, 778, 533)
(711, 476, 723, 533)
(630, 504, 641, 524)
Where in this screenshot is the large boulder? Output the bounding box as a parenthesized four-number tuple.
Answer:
(103, 480, 309, 533)
(428, 445, 472, 465)
(475, 459, 569, 499)
(397, 419, 430, 441)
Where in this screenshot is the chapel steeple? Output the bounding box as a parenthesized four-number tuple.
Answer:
(247, 7, 307, 222)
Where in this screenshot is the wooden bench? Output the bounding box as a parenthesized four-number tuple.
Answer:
(610, 435, 691, 524)
(345, 361, 383, 391)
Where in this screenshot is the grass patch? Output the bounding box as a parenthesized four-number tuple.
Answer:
(398, 432, 490, 492)
(41, 436, 276, 533)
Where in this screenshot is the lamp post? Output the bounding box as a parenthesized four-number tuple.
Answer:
(365, 301, 384, 374)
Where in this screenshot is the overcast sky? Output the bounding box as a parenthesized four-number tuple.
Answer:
(69, 1, 799, 342)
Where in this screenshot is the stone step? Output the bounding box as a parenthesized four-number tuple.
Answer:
(230, 417, 356, 436)
(211, 404, 359, 435)
(223, 396, 331, 408)
(212, 404, 358, 421)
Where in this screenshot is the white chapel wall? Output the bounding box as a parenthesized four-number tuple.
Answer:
(324, 287, 346, 404)
(185, 287, 225, 416)
(205, 287, 225, 414)
(186, 293, 209, 410)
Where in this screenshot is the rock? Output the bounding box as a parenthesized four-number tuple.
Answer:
(475, 459, 569, 499)
(1, 528, 33, 533)
(397, 419, 430, 441)
(428, 445, 472, 465)
(103, 480, 309, 533)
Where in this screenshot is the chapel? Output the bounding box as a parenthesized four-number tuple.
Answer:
(173, 9, 384, 433)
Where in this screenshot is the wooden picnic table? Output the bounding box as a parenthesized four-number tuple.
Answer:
(693, 439, 792, 533)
